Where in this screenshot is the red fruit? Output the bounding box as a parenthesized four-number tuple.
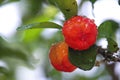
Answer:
(49, 42, 77, 72)
(62, 16, 97, 50)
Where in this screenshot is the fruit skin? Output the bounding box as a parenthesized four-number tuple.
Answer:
(49, 42, 77, 72)
(62, 16, 97, 50)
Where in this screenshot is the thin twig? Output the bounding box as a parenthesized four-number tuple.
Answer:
(97, 46, 120, 62)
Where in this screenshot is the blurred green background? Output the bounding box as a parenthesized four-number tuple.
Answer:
(0, 0, 120, 80)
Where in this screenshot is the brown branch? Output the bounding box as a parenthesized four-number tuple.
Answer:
(106, 63, 119, 80)
(96, 46, 120, 80)
(97, 46, 120, 62)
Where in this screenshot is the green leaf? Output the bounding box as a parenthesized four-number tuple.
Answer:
(0, 73, 7, 80)
(98, 20, 119, 39)
(0, 67, 8, 75)
(89, 0, 96, 9)
(0, 55, 17, 80)
(0, 0, 4, 4)
(0, 0, 19, 6)
(17, 22, 62, 31)
(107, 38, 119, 53)
(0, 46, 28, 62)
(23, 29, 42, 43)
(118, 0, 120, 5)
(89, 0, 96, 4)
(0, 0, 3, 2)
(69, 45, 97, 70)
(48, 69, 62, 80)
(0, 37, 29, 62)
(48, 0, 56, 6)
(9, 0, 19, 1)
(52, 0, 78, 20)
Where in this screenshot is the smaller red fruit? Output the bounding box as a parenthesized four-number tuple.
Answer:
(49, 42, 77, 72)
(62, 16, 97, 50)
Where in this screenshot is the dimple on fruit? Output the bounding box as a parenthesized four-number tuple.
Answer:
(49, 41, 77, 72)
(62, 16, 98, 50)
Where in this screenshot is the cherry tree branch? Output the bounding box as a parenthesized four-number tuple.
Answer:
(97, 46, 120, 62)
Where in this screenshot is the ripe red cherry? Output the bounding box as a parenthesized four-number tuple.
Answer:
(62, 16, 97, 50)
(49, 42, 77, 72)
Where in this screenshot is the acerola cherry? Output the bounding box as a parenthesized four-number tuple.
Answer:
(49, 42, 77, 72)
(62, 16, 97, 50)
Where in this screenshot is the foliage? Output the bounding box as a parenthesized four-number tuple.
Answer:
(0, 0, 120, 80)
(17, 22, 62, 30)
(69, 45, 97, 70)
